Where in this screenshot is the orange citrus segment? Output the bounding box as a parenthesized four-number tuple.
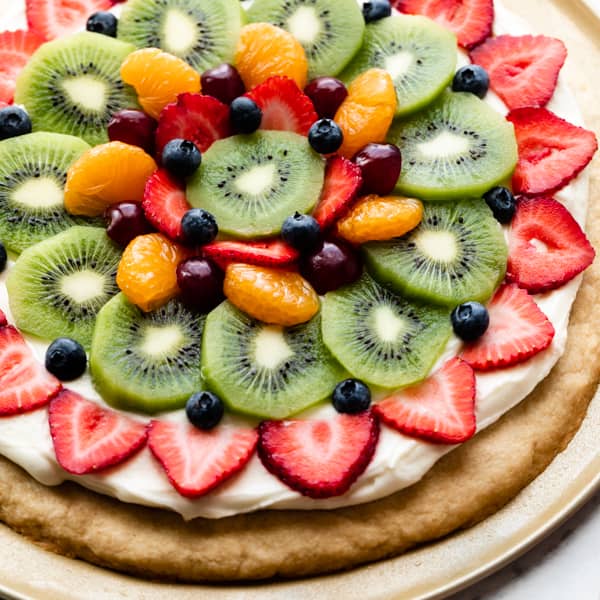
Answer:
(346, 68, 397, 106)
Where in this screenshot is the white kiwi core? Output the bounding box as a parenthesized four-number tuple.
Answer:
(288, 7, 322, 44)
(141, 325, 184, 358)
(373, 306, 406, 343)
(253, 326, 294, 370)
(60, 271, 105, 304)
(13, 178, 63, 209)
(163, 10, 197, 55)
(414, 230, 458, 263)
(62, 76, 107, 112)
(384, 52, 414, 80)
(235, 164, 276, 196)
(418, 131, 471, 158)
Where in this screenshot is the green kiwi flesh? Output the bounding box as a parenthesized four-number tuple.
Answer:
(388, 91, 518, 200)
(90, 294, 205, 414)
(246, 0, 365, 79)
(187, 131, 325, 238)
(201, 301, 346, 419)
(14, 32, 138, 146)
(363, 199, 508, 307)
(321, 273, 451, 389)
(339, 15, 456, 117)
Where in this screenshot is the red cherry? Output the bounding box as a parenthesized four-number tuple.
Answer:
(353, 143, 402, 196)
(304, 77, 348, 119)
(200, 64, 246, 105)
(176, 258, 225, 313)
(105, 202, 152, 247)
(107, 109, 157, 155)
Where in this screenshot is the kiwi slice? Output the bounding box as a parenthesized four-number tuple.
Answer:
(363, 199, 508, 307)
(339, 15, 456, 117)
(321, 273, 451, 389)
(388, 91, 518, 200)
(246, 0, 364, 79)
(14, 32, 138, 146)
(6, 227, 121, 349)
(202, 301, 345, 419)
(118, 0, 243, 73)
(187, 131, 325, 238)
(90, 294, 205, 414)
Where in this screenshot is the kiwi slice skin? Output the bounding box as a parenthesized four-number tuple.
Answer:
(118, 0, 244, 73)
(321, 273, 451, 389)
(363, 199, 508, 307)
(187, 131, 325, 239)
(202, 301, 346, 420)
(6, 226, 121, 349)
(14, 32, 138, 146)
(388, 91, 518, 201)
(246, 0, 365, 79)
(90, 294, 205, 414)
(340, 15, 456, 117)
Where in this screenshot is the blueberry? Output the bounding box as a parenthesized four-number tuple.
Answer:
(186, 391, 225, 430)
(281, 212, 321, 253)
(0, 242, 6, 273)
(483, 186, 516, 224)
(162, 139, 202, 178)
(86, 11, 118, 37)
(362, 0, 392, 23)
(181, 208, 218, 245)
(45, 338, 87, 381)
(332, 379, 371, 414)
(230, 97, 262, 134)
(0, 106, 32, 141)
(451, 302, 490, 342)
(452, 65, 490, 99)
(308, 118, 344, 154)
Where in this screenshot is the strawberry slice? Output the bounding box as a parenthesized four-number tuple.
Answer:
(508, 107, 598, 196)
(142, 169, 190, 242)
(148, 421, 258, 498)
(155, 93, 232, 158)
(507, 197, 595, 293)
(0, 30, 45, 104)
(461, 284, 555, 371)
(470, 35, 566, 110)
(394, 0, 493, 49)
(49, 390, 148, 475)
(26, 0, 112, 41)
(258, 411, 379, 499)
(312, 156, 363, 229)
(374, 358, 476, 444)
(0, 324, 61, 415)
(245, 76, 318, 136)
(202, 239, 299, 269)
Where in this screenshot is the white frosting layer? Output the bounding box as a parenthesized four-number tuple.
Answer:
(0, 1, 590, 519)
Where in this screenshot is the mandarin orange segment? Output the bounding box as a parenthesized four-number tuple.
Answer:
(224, 263, 319, 326)
(346, 68, 397, 106)
(120, 48, 201, 119)
(64, 142, 157, 216)
(235, 24, 308, 90)
(337, 195, 424, 244)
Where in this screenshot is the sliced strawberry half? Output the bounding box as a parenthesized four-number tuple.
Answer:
(258, 411, 379, 499)
(0, 324, 62, 415)
(155, 93, 232, 158)
(0, 30, 45, 104)
(508, 107, 598, 196)
(394, 0, 493, 49)
(507, 197, 595, 293)
(312, 156, 363, 230)
(461, 284, 555, 371)
(374, 358, 476, 444)
(245, 76, 318, 136)
(148, 421, 258, 498)
(470, 35, 566, 110)
(142, 169, 190, 242)
(202, 239, 299, 269)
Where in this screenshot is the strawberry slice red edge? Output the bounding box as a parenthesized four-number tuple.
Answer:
(202, 239, 299, 269)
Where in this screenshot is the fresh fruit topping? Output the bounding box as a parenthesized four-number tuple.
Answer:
(363, 0, 392, 23)
(148, 420, 258, 498)
(312, 156, 363, 229)
(48, 389, 147, 475)
(0, 29, 44, 104)
(181, 209, 218, 246)
(45, 337, 87, 381)
(461, 284, 555, 370)
(451, 302, 489, 342)
(176, 258, 225, 313)
(374, 357, 476, 444)
(229, 96, 263, 134)
(162, 139, 202, 178)
(0, 243, 6, 273)
(0, 309, 6, 327)
(224, 263, 319, 327)
(202, 240, 299, 269)
(64, 141, 157, 217)
(0, 106, 32, 140)
(117, 233, 190, 312)
(258, 411, 379, 498)
(452, 65, 489, 98)
(332, 379, 372, 414)
(304, 77, 348, 119)
(308, 118, 344, 154)
(336, 195, 423, 244)
(201, 63, 246, 105)
(120, 48, 201, 120)
(235, 23, 309, 90)
(281, 213, 322, 253)
(470, 35, 567, 110)
(507, 197, 595, 293)
(86, 11, 118, 37)
(483, 186, 516, 224)
(107, 109, 157, 155)
(507, 107, 598, 196)
(0, 324, 61, 415)
(353, 143, 402, 196)
(185, 391, 225, 431)
(394, 0, 494, 49)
